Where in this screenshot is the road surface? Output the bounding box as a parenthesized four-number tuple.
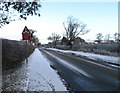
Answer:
(40, 48, 120, 91)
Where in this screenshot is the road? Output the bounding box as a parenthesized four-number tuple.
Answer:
(40, 48, 120, 91)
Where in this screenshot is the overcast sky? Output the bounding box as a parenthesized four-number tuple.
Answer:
(0, 1, 118, 44)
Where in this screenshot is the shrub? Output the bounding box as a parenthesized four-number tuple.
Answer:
(2, 39, 35, 72)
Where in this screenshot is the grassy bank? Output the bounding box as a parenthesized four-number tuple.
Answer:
(72, 43, 119, 57)
(56, 43, 119, 57)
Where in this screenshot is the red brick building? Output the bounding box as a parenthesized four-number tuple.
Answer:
(22, 26, 31, 40)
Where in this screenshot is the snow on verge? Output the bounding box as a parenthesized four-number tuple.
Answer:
(47, 48, 120, 65)
(27, 48, 67, 91)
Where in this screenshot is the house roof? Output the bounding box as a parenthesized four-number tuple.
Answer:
(22, 26, 30, 34)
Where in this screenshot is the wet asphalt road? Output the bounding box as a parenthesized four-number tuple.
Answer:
(40, 48, 120, 92)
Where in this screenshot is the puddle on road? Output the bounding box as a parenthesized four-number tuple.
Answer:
(2, 60, 29, 91)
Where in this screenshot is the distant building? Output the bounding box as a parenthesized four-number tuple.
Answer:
(74, 37, 86, 45)
(22, 26, 36, 45)
(103, 40, 115, 44)
(61, 37, 69, 45)
(94, 40, 102, 44)
(22, 26, 31, 41)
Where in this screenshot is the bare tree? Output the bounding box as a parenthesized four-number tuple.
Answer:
(26, 28, 38, 45)
(47, 33, 61, 47)
(114, 33, 120, 42)
(0, 1, 41, 28)
(114, 33, 118, 42)
(96, 33, 103, 44)
(29, 29, 37, 38)
(32, 35, 39, 46)
(63, 16, 89, 49)
(104, 34, 111, 42)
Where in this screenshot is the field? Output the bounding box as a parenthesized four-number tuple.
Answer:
(56, 43, 119, 57)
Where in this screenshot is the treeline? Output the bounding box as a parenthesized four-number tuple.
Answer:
(47, 16, 119, 49)
(95, 33, 120, 44)
(45, 16, 119, 56)
(47, 16, 89, 49)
